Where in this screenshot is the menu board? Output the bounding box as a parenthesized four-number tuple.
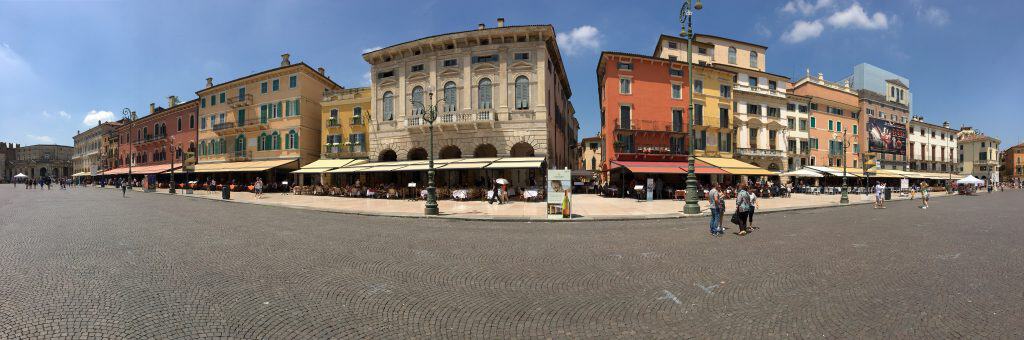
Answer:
(546, 169, 572, 219)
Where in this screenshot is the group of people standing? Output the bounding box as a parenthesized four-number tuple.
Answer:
(16, 177, 75, 190)
(707, 183, 759, 237)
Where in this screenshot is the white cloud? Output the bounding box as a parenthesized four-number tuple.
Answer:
(0, 43, 33, 78)
(755, 22, 772, 38)
(82, 110, 115, 126)
(826, 3, 889, 30)
(27, 134, 54, 144)
(361, 71, 371, 86)
(41, 110, 52, 118)
(59, 111, 70, 119)
(361, 46, 383, 54)
(782, 0, 833, 16)
(919, 6, 949, 26)
(557, 25, 601, 55)
(781, 20, 824, 43)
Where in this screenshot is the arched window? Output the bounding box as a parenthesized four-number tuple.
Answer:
(411, 86, 423, 116)
(750, 51, 758, 68)
(271, 131, 280, 150)
(382, 91, 394, 121)
(514, 76, 530, 110)
(236, 134, 246, 152)
(189, 115, 195, 129)
(199, 141, 206, 156)
(443, 82, 457, 112)
(285, 130, 298, 149)
(258, 133, 267, 151)
(379, 149, 398, 162)
(478, 78, 492, 109)
(510, 142, 535, 157)
(728, 47, 737, 64)
(177, 117, 182, 131)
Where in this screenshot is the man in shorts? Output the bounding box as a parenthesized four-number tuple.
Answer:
(874, 182, 885, 209)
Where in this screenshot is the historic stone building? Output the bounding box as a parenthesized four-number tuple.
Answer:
(321, 87, 371, 160)
(9, 144, 73, 179)
(1, 142, 18, 181)
(792, 73, 861, 169)
(907, 116, 957, 173)
(362, 19, 577, 169)
(73, 120, 123, 176)
(957, 126, 1000, 183)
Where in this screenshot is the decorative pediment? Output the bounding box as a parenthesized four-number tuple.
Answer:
(377, 78, 398, 88)
(438, 67, 461, 78)
(509, 61, 534, 71)
(407, 72, 429, 82)
(472, 62, 498, 74)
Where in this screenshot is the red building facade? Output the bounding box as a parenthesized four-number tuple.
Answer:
(113, 98, 198, 176)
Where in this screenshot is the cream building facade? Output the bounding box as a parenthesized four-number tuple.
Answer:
(10, 144, 73, 179)
(362, 20, 576, 168)
(784, 93, 811, 171)
(907, 116, 957, 173)
(195, 54, 342, 177)
(957, 127, 1000, 183)
(73, 121, 122, 176)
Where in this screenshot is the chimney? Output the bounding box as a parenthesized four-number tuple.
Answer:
(497, 18, 505, 27)
(478, 23, 485, 30)
(817, 72, 824, 81)
(281, 53, 291, 67)
(206, 77, 213, 88)
(168, 95, 179, 108)
(149, 103, 155, 114)
(317, 67, 324, 75)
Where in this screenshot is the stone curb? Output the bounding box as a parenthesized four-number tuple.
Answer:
(94, 186, 954, 223)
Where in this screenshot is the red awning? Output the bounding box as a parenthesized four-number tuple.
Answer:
(611, 160, 729, 175)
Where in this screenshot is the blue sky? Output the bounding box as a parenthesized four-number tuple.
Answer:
(2, 0, 1022, 148)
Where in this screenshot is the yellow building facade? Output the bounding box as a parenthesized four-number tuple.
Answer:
(691, 64, 735, 158)
(321, 87, 371, 160)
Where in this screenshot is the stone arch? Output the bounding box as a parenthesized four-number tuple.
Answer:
(439, 145, 462, 159)
(407, 147, 428, 161)
(510, 142, 535, 157)
(378, 149, 397, 162)
(473, 143, 497, 158)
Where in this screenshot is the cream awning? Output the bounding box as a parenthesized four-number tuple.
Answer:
(291, 158, 366, 174)
(71, 172, 90, 177)
(698, 157, 778, 176)
(193, 159, 298, 173)
(438, 162, 491, 170)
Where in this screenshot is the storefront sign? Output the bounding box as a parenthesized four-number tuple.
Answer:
(868, 118, 907, 155)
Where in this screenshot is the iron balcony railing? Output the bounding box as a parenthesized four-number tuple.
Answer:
(613, 119, 686, 133)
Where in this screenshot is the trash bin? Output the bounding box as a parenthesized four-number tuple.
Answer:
(884, 187, 892, 201)
(222, 185, 230, 200)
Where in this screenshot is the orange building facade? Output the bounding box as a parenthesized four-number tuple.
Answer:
(792, 74, 861, 169)
(597, 52, 691, 171)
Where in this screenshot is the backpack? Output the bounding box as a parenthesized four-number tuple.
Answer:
(737, 191, 751, 212)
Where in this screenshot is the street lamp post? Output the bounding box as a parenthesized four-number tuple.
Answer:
(169, 137, 176, 194)
(680, 0, 703, 215)
(834, 129, 850, 204)
(413, 92, 444, 216)
(121, 108, 135, 187)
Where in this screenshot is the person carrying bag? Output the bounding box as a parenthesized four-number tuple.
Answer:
(732, 184, 752, 236)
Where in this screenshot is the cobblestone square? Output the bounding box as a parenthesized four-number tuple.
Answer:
(0, 187, 1021, 338)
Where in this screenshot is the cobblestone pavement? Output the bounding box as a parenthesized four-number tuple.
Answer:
(0, 186, 1021, 338)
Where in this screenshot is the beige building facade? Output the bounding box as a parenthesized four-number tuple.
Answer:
(907, 116, 957, 173)
(362, 20, 576, 169)
(195, 54, 342, 178)
(73, 121, 123, 176)
(10, 144, 73, 179)
(957, 127, 1000, 183)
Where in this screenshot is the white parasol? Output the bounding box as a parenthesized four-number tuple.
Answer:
(495, 178, 509, 185)
(13, 173, 27, 178)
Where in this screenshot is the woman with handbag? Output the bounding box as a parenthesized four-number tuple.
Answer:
(733, 184, 752, 236)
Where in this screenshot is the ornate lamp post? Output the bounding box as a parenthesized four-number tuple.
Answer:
(680, 0, 703, 215)
(833, 129, 850, 204)
(121, 108, 136, 184)
(412, 92, 445, 215)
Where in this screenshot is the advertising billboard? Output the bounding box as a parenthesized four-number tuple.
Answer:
(867, 118, 906, 155)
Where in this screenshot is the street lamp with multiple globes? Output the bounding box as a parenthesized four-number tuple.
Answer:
(412, 91, 445, 215)
(832, 129, 851, 204)
(680, 0, 703, 215)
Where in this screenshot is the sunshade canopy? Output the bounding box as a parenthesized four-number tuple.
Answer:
(780, 168, 824, 178)
(697, 157, 777, 176)
(193, 159, 297, 173)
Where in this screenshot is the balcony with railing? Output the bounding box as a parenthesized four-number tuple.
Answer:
(322, 144, 367, 159)
(406, 109, 496, 131)
(211, 118, 269, 134)
(613, 119, 686, 134)
(325, 117, 341, 128)
(226, 94, 253, 108)
(133, 133, 167, 145)
(733, 84, 786, 98)
(735, 147, 785, 158)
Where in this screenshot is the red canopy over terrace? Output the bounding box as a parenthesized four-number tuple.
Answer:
(609, 160, 729, 175)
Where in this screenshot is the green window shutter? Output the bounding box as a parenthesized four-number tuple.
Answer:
(277, 102, 283, 118)
(294, 99, 300, 115)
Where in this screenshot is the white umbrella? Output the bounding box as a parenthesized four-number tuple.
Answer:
(956, 175, 984, 186)
(495, 178, 509, 185)
(780, 168, 824, 178)
(13, 173, 27, 178)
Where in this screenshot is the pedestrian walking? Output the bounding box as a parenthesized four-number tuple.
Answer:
(873, 181, 885, 209)
(254, 178, 264, 199)
(121, 178, 128, 198)
(747, 190, 759, 230)
(488, 181, 500, 205)
(733, 184, 752, 236)
(920, 182, 930, 209)
(708, 184, 723, 236)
